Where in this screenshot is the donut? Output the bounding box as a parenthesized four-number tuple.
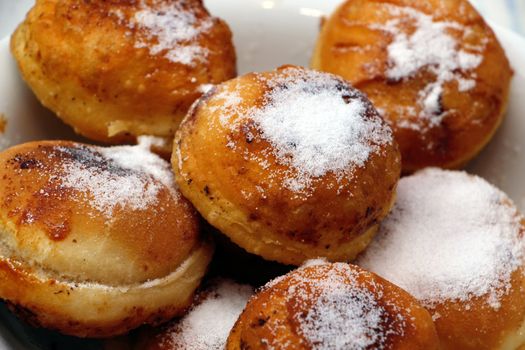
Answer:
(173, 66, 401, 266)
(0, 141, 213, 338)
(357, 168, 525, 349)
(312, 0, 513, 172)
(226, 260, 440, 349)
(140, 279, 253, 350)
(10, 0, 236, 148)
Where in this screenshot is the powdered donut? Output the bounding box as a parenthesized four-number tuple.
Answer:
(173, 66, 401, 266)
(312, 0, 513, 172)
(358, 168, 525, 349)
(226, 261, 440, 349)
(11, 0, 236, 148)
(0, 141, 213, 337)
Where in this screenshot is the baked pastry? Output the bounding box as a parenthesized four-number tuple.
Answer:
(140, 278, 253, 349)
(11, 0, 236, 148)
(358, 168, 525, 349)
(0, 141, 213, 338)
(312, 0, 513, 172)
(227, 260, 440, 349)
(173, 66, 401, 266)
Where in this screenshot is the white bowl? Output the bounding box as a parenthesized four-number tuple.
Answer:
(0, 0, 524, 348)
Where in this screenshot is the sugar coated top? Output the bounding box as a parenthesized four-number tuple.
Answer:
(358, 168, 524, 311)
(113, 0, 214, 65)
(262, 262, 407, 350)
(214, 67, 393, 193)
(159, 279, 253, 350)
(52, 143, 177, 217)
(372, 4, 485, 129)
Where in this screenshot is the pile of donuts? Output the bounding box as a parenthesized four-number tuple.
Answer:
(1, 0, 521, 349)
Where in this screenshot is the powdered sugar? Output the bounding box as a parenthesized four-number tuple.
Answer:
(131, 0, 213, 65)
(197, 83, 216, 94)
(136, 135, 169, 150)
(57, 143, 177, 217)
(161, 279, 253, 350)
(375, 5, 484, 128)
(165, 44, 208, 65)
(216, 68, 393, 192)
(358, 168, 524, 310)
(263, 263, 406, 350)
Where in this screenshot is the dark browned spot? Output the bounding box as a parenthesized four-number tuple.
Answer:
(254, 316, 269, 327)
(8, 155, 43, 170)
(21, 159, 42, 170)
(49, 144, 132, 176)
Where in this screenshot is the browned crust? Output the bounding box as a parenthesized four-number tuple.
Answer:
(0, 141, 215, 337)
(312, 0, 513, 172)
(0, 240, 213, 338)
(0, 141, 200, 284)
(10, 0, 237, 144)
(173, 66, 401, 265)
(226, 263, 440, 349)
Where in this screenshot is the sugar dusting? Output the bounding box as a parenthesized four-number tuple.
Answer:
(136, 135, 169, 150)
(358, 168, 524, 310)
(161, 279, 253, 350)
(215, 68, 393, 192)
(374, 5, 484, 129)
(57, 143, 177, 217)
(130, 0, 213, 65)
(263, 262, 406, 350)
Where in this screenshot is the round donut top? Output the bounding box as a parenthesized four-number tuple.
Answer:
(152, 279, 253, 350)
(364, 3, 485, 129)
(358, 168, 525, 311)
(259, 261, 412, 350)
(382, 5, 483, 127)
(1, 141, 181, 236)
(382, 6, 481, 81)
(0, 141, 199, 285)
(86, 0, 216, 66)
(35, 142, 178, 218)
(206, 66, 394, 193)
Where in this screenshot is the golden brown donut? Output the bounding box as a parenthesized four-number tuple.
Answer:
(173, 66, 401, 266)
(10, 0, 236, 148)
(357, 168, 525, 350)
(140, 278, 253, 350)
(0, 141, 213, 338)
(226, 261, 440, 349)
(312, 0, 513, 172)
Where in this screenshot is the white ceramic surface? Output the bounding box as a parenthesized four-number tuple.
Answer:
(0, 0, 524, 348)
(0, 0, 33, 39)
